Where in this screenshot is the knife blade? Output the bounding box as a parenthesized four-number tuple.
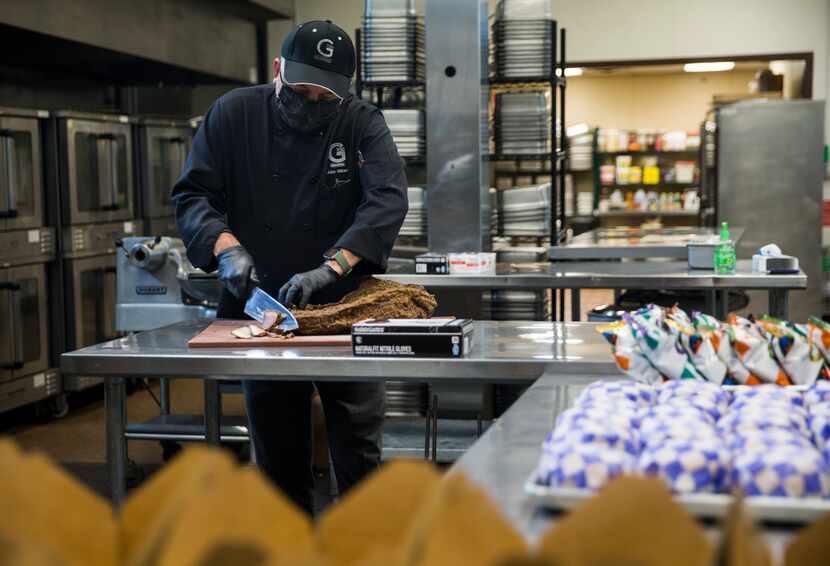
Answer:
(244, 287, 299, 331)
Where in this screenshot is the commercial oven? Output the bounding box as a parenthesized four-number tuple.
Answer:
(0, 227, 60, 413)
(137, 118, 192, 233)
(0, 109, 45, 231)
(0, 263, 50, 383)
(63, 253, 117, 391)
(61, 220, 140, 392)
(145, 216, 178, 238)
(55, 111, 136, 226)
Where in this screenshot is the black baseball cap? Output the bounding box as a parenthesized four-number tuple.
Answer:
(281, 20, 355, 99)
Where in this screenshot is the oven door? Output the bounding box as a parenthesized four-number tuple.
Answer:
(0, 116, 44, 231)
(64, 119, 134, 225)
(0, 264, 49, 383)
(67, 254, 119, 350)
(143, 126, 190, 219)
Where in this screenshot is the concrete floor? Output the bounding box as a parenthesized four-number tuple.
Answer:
(0, 380, 248, 498)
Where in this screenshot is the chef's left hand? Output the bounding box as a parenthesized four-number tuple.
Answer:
(278, 264, 339, 309)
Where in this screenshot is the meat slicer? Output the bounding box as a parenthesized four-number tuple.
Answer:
(116, 236, 220, 332)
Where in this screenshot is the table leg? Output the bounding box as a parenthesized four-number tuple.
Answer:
(570, 288, 581, 322)
(549, 288, 557, 322)
(203, 378, 221, 446)
(715, 290, 728, 321)
(105, 377, 127, 508)
(769, 289, 789, 319)
(705, 291, 715, 316)
(424, 399, 431, 460)
(159, 377, 171, 415)
(431, 394, 438, 464)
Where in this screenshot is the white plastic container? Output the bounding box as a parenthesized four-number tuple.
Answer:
(448, 253, 497, 275)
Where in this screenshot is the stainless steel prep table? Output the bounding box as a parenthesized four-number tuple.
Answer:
(61, 320, 618, 506)
(378, 259, 805, 320)
(548, 226, 746, 260)
(450, 373, 796, 552)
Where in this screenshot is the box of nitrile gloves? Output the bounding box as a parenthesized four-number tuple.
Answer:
(351, 318, 475, 358)
(415, 253, 449, 274)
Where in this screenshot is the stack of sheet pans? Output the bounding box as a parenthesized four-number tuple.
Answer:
(383, 109, 425, 158)
(494, 244, 547, 263)
(498, 183, 551, 236)
(492, 0, 554, 79)
(568, 130, 593, 171)
(385, 381, 427, 417)
(482, 290, 547, 320)
(494, 91, 551, 155)
(362, 0, 424, 82)
(399, 186, 426, 237)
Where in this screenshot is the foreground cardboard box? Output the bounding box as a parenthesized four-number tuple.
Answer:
(0, 439, 828, 566)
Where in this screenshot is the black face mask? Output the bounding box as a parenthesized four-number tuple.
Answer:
(276, 85, 340, 133)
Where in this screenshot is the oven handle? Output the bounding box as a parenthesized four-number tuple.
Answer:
(0, 133, 17, 219)
(166, 137, 186, 205)
(110, 136, 122, 211)
(97, 134, 120, 212)
(0, 281, 23, 370)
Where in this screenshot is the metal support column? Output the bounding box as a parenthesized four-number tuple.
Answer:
(203, 379, 221, 446)
(425, 0, 490, 253)
(105, 377, 127, 507)
(705, 291, 716, 316)
(769, 289, 790, 320)
(717, 290, 729, 320)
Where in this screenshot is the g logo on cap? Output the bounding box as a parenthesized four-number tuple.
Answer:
(317, 39, 334, 58)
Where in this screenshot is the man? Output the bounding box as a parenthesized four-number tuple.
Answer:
(172, 20, 408, 513)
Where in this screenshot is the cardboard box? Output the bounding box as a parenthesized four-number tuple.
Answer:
(351, 318, 475, 358)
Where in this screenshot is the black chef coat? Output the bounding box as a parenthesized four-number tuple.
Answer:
(172, 84, 408, 315)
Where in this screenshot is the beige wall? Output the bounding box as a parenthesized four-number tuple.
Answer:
(567, 70, 758, 131)
(294, 0, 828, 137)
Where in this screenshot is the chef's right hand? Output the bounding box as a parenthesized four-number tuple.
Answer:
(216, 245, 259, 299)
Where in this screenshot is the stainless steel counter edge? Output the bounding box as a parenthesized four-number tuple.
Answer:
(60, 321, 620, 381)
(60, 352, 619, 381)
(379, 269, 806, 290)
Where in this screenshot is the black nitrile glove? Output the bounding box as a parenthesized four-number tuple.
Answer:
(216, 245, 259, 299)
(278, 264, 339, 309)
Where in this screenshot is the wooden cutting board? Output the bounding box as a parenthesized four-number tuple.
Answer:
(187, 320, 352, 348)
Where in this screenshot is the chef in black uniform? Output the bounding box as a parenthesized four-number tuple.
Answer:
(172, 20, 408, 513)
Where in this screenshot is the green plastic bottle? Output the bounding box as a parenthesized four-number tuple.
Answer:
(714, 221, 736, 275)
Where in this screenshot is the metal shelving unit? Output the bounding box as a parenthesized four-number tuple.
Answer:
(489, 21, 567, 250)
(599, 182, 699, 190)
(354, 29, 425, 110)
(596, 150, 699, 157)
(593, 139, 703, 228)
(487, 20, 567, 320)
(596, 210, 699, 218)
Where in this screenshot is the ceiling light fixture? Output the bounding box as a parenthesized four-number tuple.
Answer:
(555, 67, 583, 77)
(683, 61, 735, 73)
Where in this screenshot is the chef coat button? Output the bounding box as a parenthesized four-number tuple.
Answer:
(271, 173, 280, 181)
(302, 222, 312, 232)
(264, 223, 273, 231)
